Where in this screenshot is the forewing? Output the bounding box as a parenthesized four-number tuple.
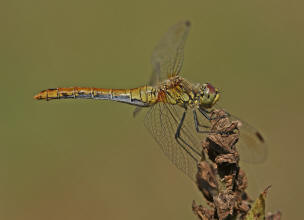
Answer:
(133, 21, 191, 117)
(144, 103, 203, 181)
(150, 21, 191, 85)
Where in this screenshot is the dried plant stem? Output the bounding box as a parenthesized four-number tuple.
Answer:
(192, 109, 281, 220)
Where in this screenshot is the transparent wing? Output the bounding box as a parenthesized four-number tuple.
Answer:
(150, 20, 191, 85)
(133, 21, 191, 117)
(228, 114, 268, 164)
(144, 103, 205, 181)
(211, 104, 268, 163)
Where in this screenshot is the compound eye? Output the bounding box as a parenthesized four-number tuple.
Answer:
(206, 83, 216, 94)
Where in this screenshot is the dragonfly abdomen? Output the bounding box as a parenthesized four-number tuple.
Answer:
(34, 86, 158, 107)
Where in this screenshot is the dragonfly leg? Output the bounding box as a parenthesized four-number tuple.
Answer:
(195, 109, 229, 135)
(193, 110, 213, 134)
(193, 109, 210, 129)
(198, 107, 228, 121)
(174, 110, 201, 160)
(198, 107, 212, 120)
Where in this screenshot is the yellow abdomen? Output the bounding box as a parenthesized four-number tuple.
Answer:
(34, 86, 158, 107)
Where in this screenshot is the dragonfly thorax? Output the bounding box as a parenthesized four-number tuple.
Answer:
(157, 77, 219, 110)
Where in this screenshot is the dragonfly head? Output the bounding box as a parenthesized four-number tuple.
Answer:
(199, 83, 220, 108)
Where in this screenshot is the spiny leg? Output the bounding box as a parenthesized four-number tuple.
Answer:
(198, 107, 228, 121)
(174, 110, 201, 161)
(197, 108, 231, 135)
(198, 107, 212, 120)
(193, 110, 213, 133)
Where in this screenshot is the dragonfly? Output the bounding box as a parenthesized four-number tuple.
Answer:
(34, 21, 267, 181)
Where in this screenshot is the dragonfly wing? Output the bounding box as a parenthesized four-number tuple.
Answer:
(150, 21, 191, 84)
(227, 113, 268, 163)
(133, 21, 191, 117)
(144, 102, 205, 181)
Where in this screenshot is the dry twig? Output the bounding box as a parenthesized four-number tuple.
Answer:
(192, 109, 281, 220)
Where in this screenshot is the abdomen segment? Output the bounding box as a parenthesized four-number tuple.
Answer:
(34, 86, 157, 107)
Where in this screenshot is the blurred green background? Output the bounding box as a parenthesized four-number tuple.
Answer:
(1, 0, 303, 219)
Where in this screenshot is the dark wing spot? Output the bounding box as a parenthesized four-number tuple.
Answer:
(185, 20, 191, 27)
(255, 132, 265, 143)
